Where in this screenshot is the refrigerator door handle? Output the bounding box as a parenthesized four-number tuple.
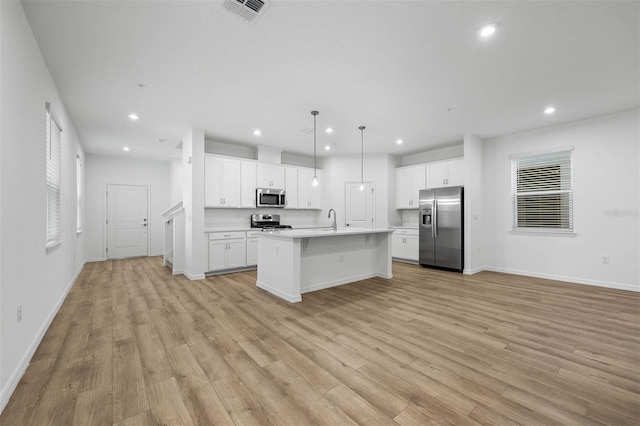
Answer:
(432, 200, 437, 239)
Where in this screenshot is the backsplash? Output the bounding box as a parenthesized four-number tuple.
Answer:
(401, 210, 419, 227)
(205, 208, 324, 229)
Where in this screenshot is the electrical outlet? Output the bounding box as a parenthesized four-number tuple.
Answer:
(601, 255, 610, 264)
(17, 304, 22, 323)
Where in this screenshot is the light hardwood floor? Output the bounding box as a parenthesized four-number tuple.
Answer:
(1, 257, 638, 425)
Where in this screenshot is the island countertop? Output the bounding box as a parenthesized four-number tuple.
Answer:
(258, 228, 394, 240)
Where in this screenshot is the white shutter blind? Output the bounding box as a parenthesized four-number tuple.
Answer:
(511, 148, 573, 230)
(46, 104, 62, 247)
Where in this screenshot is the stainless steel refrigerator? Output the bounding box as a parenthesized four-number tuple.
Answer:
(419, 186, 464, 272)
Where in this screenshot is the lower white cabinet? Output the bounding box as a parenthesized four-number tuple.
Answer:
(207, 232, 246, 271)
(392, 229, 419, 261)
(245, 230, 260, 266)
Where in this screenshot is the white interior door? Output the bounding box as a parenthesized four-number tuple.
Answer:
(345, 182, 375, 229)
(107, 184, 148, 259)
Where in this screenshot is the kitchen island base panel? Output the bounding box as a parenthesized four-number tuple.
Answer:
(256, 230, 393, 303)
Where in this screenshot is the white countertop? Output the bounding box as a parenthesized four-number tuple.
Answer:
(204, 224, 332, 233)
(389, 225, 419, 230)
(258, 228, 394, 240)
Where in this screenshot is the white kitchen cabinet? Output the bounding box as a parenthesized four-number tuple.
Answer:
(245, 230, 260, 266)
(241, 160, 257, 208)
(284, 167, 298, 209)
(204, 156, 241, 208)
(426, 158, 464, 188)
(392, 229, 419, 261)
(207, 231, 246, 271)
(257, 164, 285, 189)
(395, 165, 426, 209)
(297, 168, 322, 209)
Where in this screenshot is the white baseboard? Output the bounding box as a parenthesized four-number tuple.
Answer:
(0, 261, 86, 414)
(463, 266, 486, 275)
(149, 251, 163, 256)
(184, 271, 205, 281)
(172, 269, 184, 275)
(256, 280, 302, 303)
(484, 266, 639, 292)
(85, 256, 105, 263)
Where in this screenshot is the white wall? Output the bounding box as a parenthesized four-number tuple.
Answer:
(0, 0, 85, 411)
(483, 109, 639, 291)
(463, 134, 485, 273)
(401, 144, 463, 166)
(325, 154, 394, 229)
(182, 129, 207, 279)
(84, 154, 170, 260)
(169, 158, 183, 206)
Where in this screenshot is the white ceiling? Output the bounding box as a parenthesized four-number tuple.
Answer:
(22, 0, 639, 161)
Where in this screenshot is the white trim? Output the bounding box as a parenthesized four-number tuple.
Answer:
(256, 280, 302, 303)
(509, 145, 574, 159)
(184, 271, 205, 281)
(463, 266, 485, 275)
(0, 261, 85, 413)
(45, 239, 62, 251)
(509, 230, 577, 237)
(484, 266, 639, 293)
(85, 256, 106, 263)
(149, 251, 163, 256)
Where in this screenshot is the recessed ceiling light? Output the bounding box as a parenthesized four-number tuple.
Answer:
(128, 113, 139, 121)
(324, 145, 331, 151)
(254, 129, 261, 136)
(123, 147, 130, 152)
(326, 127, 333, 134)
(396, 139, 403, 145)
(479, 23, 499, 38)
(544, 106, 556, 115)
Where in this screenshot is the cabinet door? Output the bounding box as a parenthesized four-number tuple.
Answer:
(204, 156, 223, 207)
(411, 165, 426, 203)
(257, 164, 285, 188)
(392, 235, 405, 258)
(226, 240, 246, 268)
(208, 241, 227, 271)
(241, 161, 257, 208)
(426, 162, 447, 189)
(395, 167, 413, 209)
(404, 235, 419, 261)
(446, 159, 464, 187)
(221, 159, 241, 207)
(284, 167, 298, 209)
(297, 168, 314, 208)
(246, 238, 258, 266)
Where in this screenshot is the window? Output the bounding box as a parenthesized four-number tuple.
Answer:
(511, 147, 574, 232)
(46, 103, 62, 247)
(76, 155, 83, 234)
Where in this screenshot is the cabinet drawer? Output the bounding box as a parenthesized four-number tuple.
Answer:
(208, 231, 245, 240)
(394, 229, 418, 236)
(246, 230, 261, 238)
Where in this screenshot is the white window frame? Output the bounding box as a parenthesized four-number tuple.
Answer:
(46, 102, 62, 249)
(76, 155, 83, 234)
(510, 146, 575, 235)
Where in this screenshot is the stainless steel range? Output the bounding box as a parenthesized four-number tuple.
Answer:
(250, 214, 292, 231)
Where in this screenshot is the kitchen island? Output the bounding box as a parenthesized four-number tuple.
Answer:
(256, 228, 394, 302)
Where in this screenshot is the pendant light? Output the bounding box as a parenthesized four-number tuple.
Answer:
(311, 110, 319, 187)
(359, 125, 365, 191)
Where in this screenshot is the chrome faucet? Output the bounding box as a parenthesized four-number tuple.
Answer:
(328, 209, 337, 230)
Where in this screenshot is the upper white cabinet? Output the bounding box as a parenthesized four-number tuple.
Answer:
(426, 158, 464, 188)
(297, 168, 322, 209)
(240, 160, 257, 208)
(257, 164, 285, 189)
(395, 165, 426, 209)
(284, 167, 299, 209)
(204, 156, 241, 208)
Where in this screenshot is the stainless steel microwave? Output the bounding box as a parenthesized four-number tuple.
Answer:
(256, 188, 286, 208)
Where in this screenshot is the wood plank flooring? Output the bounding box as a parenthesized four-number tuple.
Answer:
(1, 257, 638, 425)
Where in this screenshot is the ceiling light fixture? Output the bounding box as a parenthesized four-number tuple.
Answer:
(479, 22, 499, 38)
(359, 125, 366, 191)
(311, 111, 319, 187)
(123, 147, 130, 152)
(326, 127, 333, 134)
(544, 106, 556, 115)
(324, 145, 331, 151)
(128, 113, 139, 121)
(396, 139, 403, 145)
(253, 129, 261, 136)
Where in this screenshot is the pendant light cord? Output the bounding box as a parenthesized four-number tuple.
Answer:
(311, 111, 319, 179)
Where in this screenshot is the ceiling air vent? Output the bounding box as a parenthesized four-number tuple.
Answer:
(221, 0, 270, 24)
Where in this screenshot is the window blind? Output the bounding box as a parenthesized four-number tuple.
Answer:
(46, 104, 62, 247)
(511, 148, 573, 230)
